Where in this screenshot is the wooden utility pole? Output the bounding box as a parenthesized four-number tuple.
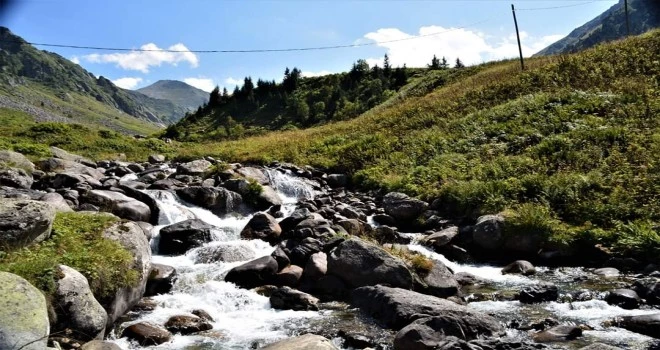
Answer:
(511, 4, 525, 71)
(624, 0, 630, 36)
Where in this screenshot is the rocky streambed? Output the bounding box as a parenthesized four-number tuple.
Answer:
(0, 147, 658, 350)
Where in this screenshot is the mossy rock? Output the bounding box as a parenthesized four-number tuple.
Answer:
(0, 271, 50, 350)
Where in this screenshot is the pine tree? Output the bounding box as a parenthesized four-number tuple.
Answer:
(455, 57, 465, 69)
(383, 54, 391, 75)
(440, 56, 449, 69)
(209, 86, 221, 107)
(429, 55, 440, 70)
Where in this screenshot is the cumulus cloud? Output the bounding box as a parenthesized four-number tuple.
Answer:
(83, 43, 199, 73)
(70, 56, 80, 64)
(112, 77, 143, 90)
(183, 77, 216, 92)
(224, 77, 243, 87)
(301, 70, 334, 77)
(363, 26, 563, 67)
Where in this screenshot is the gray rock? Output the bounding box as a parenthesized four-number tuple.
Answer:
(148, 154, 165, 164)
(164, 315, 212, 335)
(383, 192, 428, 222)
(615, 313, 660, 338)
(605, 289, 641, 309)
(270, 286, 319, 311)
(225, 256, 278, 289)
(159, 219, 215, 255)
(632, 278, 660, 305)
(177, 159, 212, 176)
(145, 264, 177, 296)
(533, 325, 582, 342)
(194, 243, 257, 263)
(415, 260, 460, 298)
(337, 219, 362, 236)
(261, 334, 338, 350)
(0, 199, 55, 249)
(327, 174, 348, 188)
(274, 265, 304, 287)
(236, 166, 269, 184)
(84, 190, 151, 221)
(240, 212, 282, 244)
(0, 149, 35, 172)
(351, 285, 483, 330)
(594, 267, 620, 278)
(101, 220, 151, 328)
(394, 313, 502, 350)
(423, 226, 458, 249)
(303, 252, 328, 281)
(0, 167, 33, 189)
(53, 265, 108, 341)
(41, 192, 73, 212)
(176, 186, 243, 216)
(120, 322, 171, 346)
(50, 146, 96, 167)
(502, 260, 536, 276)
(285, 237, 323, 266)
(0, 271, 50, 350)
(327, 238, 413, 289)
(255, 185, 283, 210)
(517, 283, 559, 303)
(579, 344, 623, 350)
(473, 214, 505, 250)
(38, 158, 103, 179)
(81, 340, 122, 350)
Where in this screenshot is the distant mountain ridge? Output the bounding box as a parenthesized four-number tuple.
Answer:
(535, 0, 660, 56)
(137, 80, 208, 112)
(0, 27, 193, 133)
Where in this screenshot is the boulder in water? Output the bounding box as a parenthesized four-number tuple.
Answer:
(270, 286, 319, 311)
(414, 260, 460, 298)
(578, 344, 623, 350)
(164, 315, 213, 335)
(121, 322, 171, 346)
(533, 325, 582, 342)
(303, 252, 328, 281)
(81, 340, 122, 350)
(517, 283, 559, 303)
(393, 313, 502, 349)
(145, 264, 177, 296)
(502, 260, 536, 276)
(261, 334, 338, 350)
(158, 219, 214, 255)
(422, 226, 459, 249)
(194, 243, 257, 263)
(605, 289, 641, 309)
(83, 189, 151, 222)
(274, 265, 304, 287)
(594, 267, 620, 278)
(225, 256, 279, 289)
(614, 313, 660, 339)
(240, 212, 282, 244)
(176, 186, 243, 216)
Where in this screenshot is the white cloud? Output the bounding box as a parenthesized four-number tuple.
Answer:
(224, 77, 243, 87)
(301, 70, 334, 77)
(183, 77, 216, 92)
(70, 56, 80, 64)
(83, 43, 199, 73)
(363, 26, 564, 68)
(112, 77, 143, 90)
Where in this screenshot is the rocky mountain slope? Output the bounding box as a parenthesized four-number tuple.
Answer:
(535, 0, 660, 56)
(137, 79, 208, 112)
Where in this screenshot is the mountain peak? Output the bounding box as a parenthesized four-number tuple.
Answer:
(137, 80, 208, 111)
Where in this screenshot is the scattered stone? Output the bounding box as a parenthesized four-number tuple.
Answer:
(121, 322, 171, 346)
(192, 309, 214, 322)
(240, 212, 282, 244)
(177, 159, 212, 176)
(261, 334, 338, 350)
(194, 243, 257, 263)
(164, 315, 213, 335)
(382, 192, 428, 222)
(148, 154, 165, 164)
(225, 256, 279, 289)
(422, 226, 458, 249)
(176, 186, 243, 216)
(0, 199, 55, 249)
(632, 278, 660, 305)
(303, 252, 328, 281)
(394, 313, 502, 349)
(605, 289, 641, 309)
(0, 167, 33, 189)
(145, 264, 177, 296)
(415, 260, 460, 298)
(533, 325, 583, 342)
(158, 219, 215, 255)
(0, 272, 50, 350)
(517, 283, 559, 303)
(274, 265, 304, 287)
(236, 166, 269, 184)
(270, 286, 319, 311)
(502, 260, 536, 276)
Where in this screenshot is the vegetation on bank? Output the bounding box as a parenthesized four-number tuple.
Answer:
(0, 212, 138, 299)
(0, 31, 658, 260)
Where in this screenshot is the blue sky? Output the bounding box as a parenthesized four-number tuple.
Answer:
(3, 0, 617, 92)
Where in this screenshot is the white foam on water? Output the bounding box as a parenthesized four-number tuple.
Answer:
(545, 300, 660, 323)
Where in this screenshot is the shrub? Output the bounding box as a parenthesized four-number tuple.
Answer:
(384, 245, 434, 277)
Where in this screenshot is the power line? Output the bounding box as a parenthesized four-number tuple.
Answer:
(2, 19, 491, 54)
(516, 0, 610, 11)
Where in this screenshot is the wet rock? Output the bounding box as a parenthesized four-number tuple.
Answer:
(374, 225, 402, 244)
(422, 226, 458, 249)
(164, 315, 213, 335)
(53, 265, 107, 341)
(632, 278, 660, 305)
(287, 237, 323, 266)
(383, 192, 428, 222)
(118, 184, 160, 224)
(132, 298, 158, 312)
(145, 264, 177, 296)
(158, 219, 214, 255)
(192, 309, 214, 322)
(517, 283, 559, 303)
(83, 189, 151, 221)
(0, 272, 50, 350)
(148, 154, 165, 164)
(473, 214, 505, 250)
(605, 289, 641, 309)
(303, 252, 328, 281)
(502, 260, 536, 276)
(101, 220, 151, 327)
(327, 238, 413, 289)
(261, 334, 338, 349)
(270, 286, 319, 311)
(579, 344, 624, 350)
(0, 167, 33, 189)
(149, 178, 185, 190)
(255, 185, 283, 210)
(434, 337, 550, 350)
(351, 285, 484, 330)
(337, 331, 374, 349)
(437, 244, 472, 263)
(615, 314, 660, 339)
(274, 265, 304, 287)
(194, 243, 257, 263)
(393, 313, 502, 349)
(454, 272, 486, 287)
(176, 186, 243, 216)
(121, 322, 171, 346)
(271, 246, 291, 270)
(236, 166, 269, 184)
(314, 275, 349, 301)
(373, 213, 396, 226)
(240, 212, 282, 244)
(81, 340, 122, 350)
(279, 208, 312, 232)
(414, 260, 460, 298)
(225, 256, 279, 289)
(0, 149, 35, 172)
(0, 199, 55, 249)
(177, 159, 212, 176)
(594, 267, 620, 278)
(533, 325, 582, 342)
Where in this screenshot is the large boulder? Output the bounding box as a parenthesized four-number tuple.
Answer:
(393, 314, 502, 350)
(81, 340, 122, 350)
(101, 221, 151, 327)
(0, 272, 50, 350)
(605, 289, 641, 310)
(240, 213, 282, 244)
(49, 146, 96, 167)
(164, 315, 212, 335)
(225, 256, 278, 289)
(53, 265, 107, 341)
(274, 265, 304, 287)
(270, 286, 319, 311)
(120, 322, 171, 346)
(615, 314, 660, 338)
(516, 283, 559, 303)
(472, 214, 505, 250)
(118, 184, 160, 225)
(176, 186, 243, 216)
(148, 154, 166, 164)
(303, 252, 328, 281)
(0, 199, 55, 249)
(38, 158, 103, 179)
(177, 159, 212, 176)
(145, 264, 177, 296)
(382, 192, 428, 222)
(0, 149, 35, 172)
(158, 219, 215, 255)
(632, 278, 660, 305)
(236, 166, 269, 184)
(84, 190, 151, 222)
(351, 285, 492, 330)
(415, 261, 460, 298)
(0, 167, 33, 189)
(422, 226, 458, 250)
(41, 192, 73, 212)
(502, 260, 536, 276)
(261, 334, 338, 350)
(194, 243, 257, 263)
(327, 239, 413, 289)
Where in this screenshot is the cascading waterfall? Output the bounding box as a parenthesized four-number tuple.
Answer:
(110, 173, 322, 349)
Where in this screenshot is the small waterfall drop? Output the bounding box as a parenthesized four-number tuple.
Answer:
(265, 168, 316, 203)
